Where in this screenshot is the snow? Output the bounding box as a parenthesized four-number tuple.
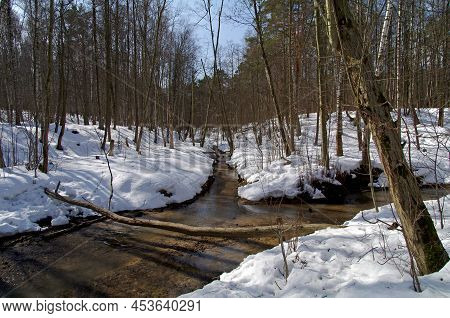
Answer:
(183, 195, 450, 298)
(0, 119, 214, 237)
(229, 108, 449, 202)
(51, 215, 70, 227)
(334, 157, 362, 173)
(237, 159, 303, 201)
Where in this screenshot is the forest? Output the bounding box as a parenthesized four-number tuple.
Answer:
(0, 0, 449, 299)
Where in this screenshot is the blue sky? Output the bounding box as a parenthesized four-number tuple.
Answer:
(173, 0, 252, 59)
(12, 0, 251, 62)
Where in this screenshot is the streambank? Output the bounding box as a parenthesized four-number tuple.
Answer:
(0, 152, 446, 297)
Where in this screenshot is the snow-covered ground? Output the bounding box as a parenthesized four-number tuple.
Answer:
(230, 108, 449, 201)
(0, 120, 213, 237)
(183, 195, 450, 297)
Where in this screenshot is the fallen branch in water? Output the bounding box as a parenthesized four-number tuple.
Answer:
(44, 188, 335, 238)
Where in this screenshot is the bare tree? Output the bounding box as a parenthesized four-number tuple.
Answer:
(375, 0, 393, 77)
(252, 0, 292, 157)
(325, 0, 449, 275)
(41, 0, 56, 174)
(314, 0, 329, 170)
(56, 0, 67, 151)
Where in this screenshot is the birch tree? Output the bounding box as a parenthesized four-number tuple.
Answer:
(375, 0, 393, 77)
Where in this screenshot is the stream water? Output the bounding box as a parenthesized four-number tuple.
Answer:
(0, 152, 446, 297)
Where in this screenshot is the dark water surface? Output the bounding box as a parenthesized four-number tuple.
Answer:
(0, 153, 446, 297)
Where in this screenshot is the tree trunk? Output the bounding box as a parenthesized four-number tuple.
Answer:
(5, 0, 20, 125)
(335, 59, 343, 156)
(355, 109, 362, 150)
(326, 0, 449, 275)
(314, 0, 329, 170)
(107, 139, 115, 156)
(102, 0, 113, 150)
(0, 139, 5, 168)
(252, 0, 291, 157)
(190, 70, 195, 146)
(56, 0, 66, 151)
(32, 0, 41, 171)
(396, 0, 402, 137)
(41, 0, 55, 174)
(44, 188, 331, 238)
(81, 37, 90, 125)
(437, 107, 444, 127)
(113, 0, 119, 130)
(288, 0, 295, 152)
(375, 0, 393, 77)
(136, 0, 167, 152)
(361, 125, 370, 170)
(92, 0, 103, 130)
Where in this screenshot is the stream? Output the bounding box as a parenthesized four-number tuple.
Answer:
(0, 152, 446, 297)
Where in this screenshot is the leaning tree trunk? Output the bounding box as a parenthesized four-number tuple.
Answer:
(326, 0, 449, 275)
(44, 188, 331, 238)
(252, 0, 291, 157)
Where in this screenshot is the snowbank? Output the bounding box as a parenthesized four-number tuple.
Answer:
(0, 121, 214, 237)
(183, 195, 450, 297)
(230, 108, 449, 202)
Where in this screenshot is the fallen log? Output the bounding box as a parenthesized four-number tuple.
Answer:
(44, 188, 335, 238)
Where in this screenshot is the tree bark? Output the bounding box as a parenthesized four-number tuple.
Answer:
(396, 0, 402, 137)
(335, 59, 343, 156)
(0, 139, 5, 168)
(326, 0, 449, 275)
(355, 108, 363, 150)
